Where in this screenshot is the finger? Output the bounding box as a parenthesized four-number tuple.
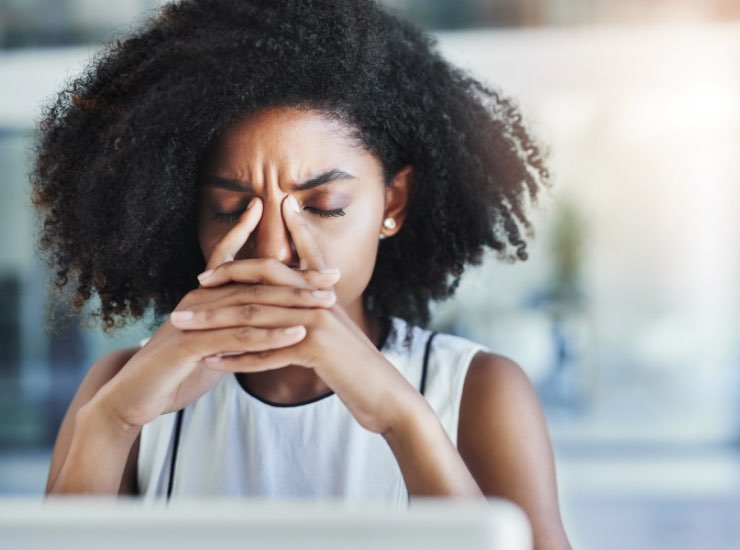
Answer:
(198, 258, 340, 289)
(303, 267, 341, 289)
(170, 288, 336, 330)
(171, 303, 317, 332)
(186, 325, 308, 358)
(203, 343, 308, 372)
(204, 196, 263, 272)
(179, 272, 339, 313)
(282, 194, 328, 272)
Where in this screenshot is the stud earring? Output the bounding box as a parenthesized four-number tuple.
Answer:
(379, 217, 396, 240)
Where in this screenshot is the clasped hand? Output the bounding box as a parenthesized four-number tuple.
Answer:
(97, 195, 419, 436)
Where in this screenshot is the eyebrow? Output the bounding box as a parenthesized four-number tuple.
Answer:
(203, 169, 356, 192)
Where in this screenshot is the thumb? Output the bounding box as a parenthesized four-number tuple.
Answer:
(204, 197, 262, 271)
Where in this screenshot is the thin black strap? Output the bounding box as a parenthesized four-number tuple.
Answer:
(419, 331, 438, 396)
(166, 408, 185, 500)
(408, 330, 439, 506)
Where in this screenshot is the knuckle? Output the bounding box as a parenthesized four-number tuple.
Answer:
(239, 304, 261, 321)
(224, 286, 241, 301)
(214, 261, 232, 276)
(235, 326, 255, 342)
(265, 258, 290, 280)
(302, 271, 320, 288)
(248, 284, 265, 300)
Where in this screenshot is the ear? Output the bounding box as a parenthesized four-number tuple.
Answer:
(381, 165, 413, 239)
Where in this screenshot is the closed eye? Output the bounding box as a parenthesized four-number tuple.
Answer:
(211, 210, 244, 223)
(212, 206, 346, 223)
(304, 206, 346, 218)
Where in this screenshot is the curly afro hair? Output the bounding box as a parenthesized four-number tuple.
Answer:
(31, 0, 549, 333)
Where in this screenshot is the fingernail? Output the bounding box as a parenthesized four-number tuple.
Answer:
(205, 355, 221, 364)
(284, 325, 305, 335)
(287, 194, 301, 213)
(312, 290, 334, 299)
(247, 196, 258, 210)
(197, 269, 214, 283)
(320, 267, 340, 275)
(300, 258, 309, 271)
(170, 311, 194, 322)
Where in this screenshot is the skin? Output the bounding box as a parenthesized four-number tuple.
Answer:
(45, 107, 571, 550)
(193, 106, 412, 404)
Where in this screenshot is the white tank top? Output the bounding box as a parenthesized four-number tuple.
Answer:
(137, 315, 489, 506)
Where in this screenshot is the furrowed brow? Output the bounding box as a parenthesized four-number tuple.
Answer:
(288, 170, 356, 191)
(202, 177, 249, 192)
(203, 170, 356, 192)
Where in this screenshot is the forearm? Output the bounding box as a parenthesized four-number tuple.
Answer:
(383, 392, 484, 499)
(47, 400, 141, 495)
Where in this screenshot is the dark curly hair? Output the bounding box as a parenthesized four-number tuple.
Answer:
(31, 0, 549, 333)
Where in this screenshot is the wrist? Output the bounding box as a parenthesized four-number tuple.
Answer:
(78, 396, 142, 444)
(49, 397, 141, 495)
(381, 390, 484, 499)
(381, 385, 435, 441)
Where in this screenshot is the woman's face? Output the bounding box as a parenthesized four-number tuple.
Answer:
(197, 107, 400, 309)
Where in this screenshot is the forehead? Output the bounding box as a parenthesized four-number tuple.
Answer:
(205, 107, 370, 174)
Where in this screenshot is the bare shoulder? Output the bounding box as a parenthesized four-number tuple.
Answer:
(458, 351, 572, 550)
(463, 351, 534, 407)
(457, 350, 545, 468)
(46, 346, 142, 495)
(458, 351, 544, 465)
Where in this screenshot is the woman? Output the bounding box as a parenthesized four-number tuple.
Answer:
(33, 1, 571, 548)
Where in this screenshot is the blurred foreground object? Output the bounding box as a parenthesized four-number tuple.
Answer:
(0, 497, 530, 550)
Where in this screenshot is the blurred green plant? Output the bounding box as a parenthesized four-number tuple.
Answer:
(549, 195, 587, 307)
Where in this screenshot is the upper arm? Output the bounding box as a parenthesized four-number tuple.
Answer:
(45, 347, 141, 496)
(457, 351, 571, 550)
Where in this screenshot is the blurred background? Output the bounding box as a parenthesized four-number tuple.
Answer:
(1, 1, 739, 548)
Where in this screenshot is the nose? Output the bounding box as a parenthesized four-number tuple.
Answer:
(239, 195, 299, 268)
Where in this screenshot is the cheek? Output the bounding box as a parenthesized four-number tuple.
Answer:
(309, 202, 380, 260)
(311, 209, 381, 301)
